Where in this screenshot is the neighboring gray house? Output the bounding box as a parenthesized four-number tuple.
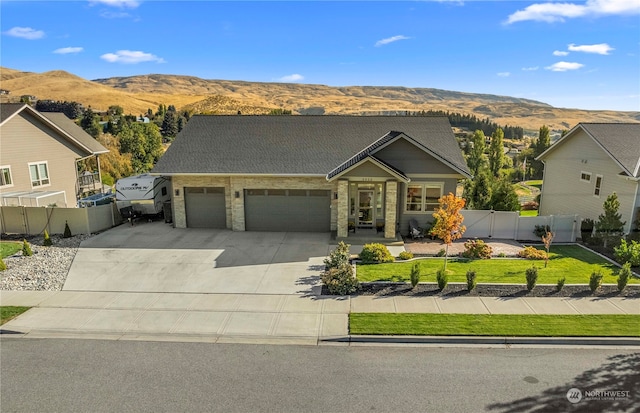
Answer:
(0, 103, 108, 207)
(152, 115, 470, 239)
(537, 123, 640, 233)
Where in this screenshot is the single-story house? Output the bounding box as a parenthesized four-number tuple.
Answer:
(537, 123, 640, 233)
(0, 103, 108, 207)
(152, 115, 471, 239)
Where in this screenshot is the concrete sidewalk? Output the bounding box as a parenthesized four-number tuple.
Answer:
(1, 290, 638, 345)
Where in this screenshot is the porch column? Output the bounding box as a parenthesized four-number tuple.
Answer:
(384, 181, 398, 239)
(337, 180, 349, 238)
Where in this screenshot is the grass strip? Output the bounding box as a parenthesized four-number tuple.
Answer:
(350, 313, 640, 337)
(357, 245, 639, 285)
(1, 306, 30, 325)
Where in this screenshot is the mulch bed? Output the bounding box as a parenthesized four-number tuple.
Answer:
(323, 283, 640, 298)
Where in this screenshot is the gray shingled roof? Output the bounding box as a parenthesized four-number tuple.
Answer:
(1, 103, 108, 155)
(152, 115, 470, 177)
(538, 123, 640, 178)
(580, 123, 640, 178)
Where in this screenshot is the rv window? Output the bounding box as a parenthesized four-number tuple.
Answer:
(162, 187, 167, 196)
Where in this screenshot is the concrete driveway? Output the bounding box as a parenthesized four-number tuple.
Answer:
(63, 221, 331, 295)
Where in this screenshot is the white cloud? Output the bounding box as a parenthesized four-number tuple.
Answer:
(375, 35, 410, 47)
(53, 47, 83, 54)
(4, 27, 45, 40)
(100, 11, 132, 18)
(568, 43, 614, 55)
(100, 50, 165, 64)
(522, 66, 539, 71)
(90, 0, 140, 8)
(278, 74, 304, 82)
(545, 61, 584, 72)
(553, 50, 569, 56)
(506, 0, 640, 24)
(497, 72, 511, 77)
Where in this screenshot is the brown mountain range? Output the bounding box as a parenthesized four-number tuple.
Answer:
(1, 67, 638, 131)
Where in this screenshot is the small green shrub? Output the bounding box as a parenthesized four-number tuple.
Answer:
(410, 262, 420, 288)
(461, 239, 492, 259)
(398, 251, 414, 261)
(21, 239, 33, 257)
(436, 248, 446, 257)
(359, 243, 394, 264)
(321, 263, 359, 295)
(533, 225, 551, 238)
(324, 241, 350, 269)
(466, 270, 477, 291)
(43, 230, 52, 247)
(617, 262, 631, 292)
(556, 276, 566, 292)
(525, 266, 538, 291)
(436, 268, 448, 291)
(497, 252, 506, 258)
(63, 221, 72, 238)
(517, 246, 547, 260)
(590, 271, 603, 294)
(0, 257, 6, 271)
(614, 239, 640, 266)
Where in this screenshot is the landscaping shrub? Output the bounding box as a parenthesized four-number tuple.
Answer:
(556, 276, 566, 292)
(436, 268, 448, 291)
(359, 243, 394, 264)
(617, 262, 631, 292)
(517, 246, 547, 260)
(497, 252, 506, 258)
(321, 263, 359, 295)
(324, 241, 350, 269)
(525, 266, 538, 291)
(436, 248, 446, 257)
(613, 239, 640, 266)
(533, 225, 551, 238)
(589, 271, 603, 293)
(43, 230, 52, 247)
(398, 251, 414, 261)
(466, 270, 477, 291)
(21, 239, 33, 257)
(461, 239, 492, 259)
(410, 262, 420, 288)
(0, 257, 6, 271)
(63, 221, 72, 238)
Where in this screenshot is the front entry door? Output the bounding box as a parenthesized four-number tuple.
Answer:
(357, 190, 374, 228)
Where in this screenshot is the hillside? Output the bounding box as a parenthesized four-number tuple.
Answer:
(2, 67, 638, 130)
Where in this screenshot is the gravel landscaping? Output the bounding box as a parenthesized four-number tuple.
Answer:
(1, 234, 93, 291)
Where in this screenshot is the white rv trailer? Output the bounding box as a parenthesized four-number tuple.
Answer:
(115, 174, 170, 216)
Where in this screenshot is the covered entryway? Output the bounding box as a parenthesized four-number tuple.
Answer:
(184, 187, 226, 228)
(245, 189, 331, 232)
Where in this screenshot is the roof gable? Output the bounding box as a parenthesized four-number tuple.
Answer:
(153, 116, 470, 177)
(537, 123, 640, 178)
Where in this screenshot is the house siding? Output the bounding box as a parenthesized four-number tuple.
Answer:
(539, 129, 638, 233)
(375, 138, 459, 175)
(0, 111, 88, 206)
(341, 162, 397, 179)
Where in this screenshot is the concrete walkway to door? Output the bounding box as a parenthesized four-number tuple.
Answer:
(62, 221, 332, 295)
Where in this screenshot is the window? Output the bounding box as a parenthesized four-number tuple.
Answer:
(406, 183, 443, 212)
(594, 175, 603, 197)
(0, 166, 12, 187)
(29, 162, 49, 187)
(580, 172, 591, 182)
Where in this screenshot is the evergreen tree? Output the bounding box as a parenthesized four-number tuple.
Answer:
(595, 192, 626, 248)
(161, 110, 179, 141)
(489, 179, 521, 211)
(466, 130, 486, 177)
(529, 125, 551, 179)
(488, 128, 505, 177)
(79, 108, 102, 138)
(466, 171, 492, 210)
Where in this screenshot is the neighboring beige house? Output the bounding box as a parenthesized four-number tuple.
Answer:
(152, 115, 470, 239)
(0, 103, 108, 207)
(537, 123, 640, 233)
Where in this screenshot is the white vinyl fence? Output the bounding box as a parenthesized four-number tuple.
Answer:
(0, 204, 122, 236)
(461, 210, 580, 243)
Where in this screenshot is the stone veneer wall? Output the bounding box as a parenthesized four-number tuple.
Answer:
(171, 175, 337, 231)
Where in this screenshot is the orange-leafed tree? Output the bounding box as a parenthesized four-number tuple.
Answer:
(431, 193, 466, 271)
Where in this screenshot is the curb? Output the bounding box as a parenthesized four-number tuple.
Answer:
(322, 335, 640, 347)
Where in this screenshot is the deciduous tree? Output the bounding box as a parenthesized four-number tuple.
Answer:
(431, 193, 466, 270)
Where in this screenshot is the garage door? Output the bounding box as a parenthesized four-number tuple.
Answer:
(184, 187, 226, 228)
(245, 189, 331, 232)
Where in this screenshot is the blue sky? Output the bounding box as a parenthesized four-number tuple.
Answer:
(1, 0, 639, 111)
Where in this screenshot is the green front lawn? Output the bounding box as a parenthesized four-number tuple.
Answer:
(357, 245, 638, 285)
(1, 307, 30, 325)
(1, 241, 22, 259)
(350, 313, 640, 337)
(524, 180, 543, 189)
